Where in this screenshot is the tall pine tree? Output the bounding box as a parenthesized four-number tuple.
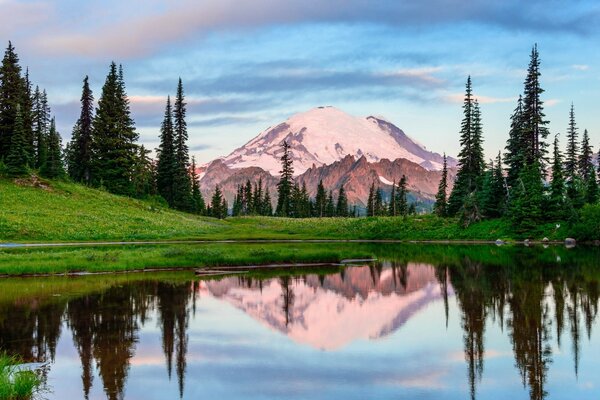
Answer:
(505, 96, 525, 191)
(549, 135, 566, 220)
(91, 62, 138, 195)
(0, 42, 26, 160)
(172, 78, 193, 211)
(68, 76, 94, 184)
(156, 96, 177, 206)
(336, 185, 349, 217)
(433, 154, 448, 217)
(40, 118, 65, 179)
(521, 44, 550, 167)
(190, 156, 205, 214)
(276, 141, 294, 216)
(447, 77, 485, 219)
(5, 104, 29, 176)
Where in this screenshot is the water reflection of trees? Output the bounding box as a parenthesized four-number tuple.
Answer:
(441, 247, 600, 400)
(0, 279, 195, 400)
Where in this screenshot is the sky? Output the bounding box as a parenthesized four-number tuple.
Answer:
(3, 0, 600, 164)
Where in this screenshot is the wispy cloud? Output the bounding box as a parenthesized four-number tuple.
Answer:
(25, 0, 600, 59)
(443, 93, 516, 104)
(572, 64, 590, 71)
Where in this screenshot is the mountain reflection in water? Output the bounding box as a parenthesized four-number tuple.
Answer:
(0, 245, 599, 400)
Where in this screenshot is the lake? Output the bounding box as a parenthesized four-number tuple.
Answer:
(0, 243, 599, 400)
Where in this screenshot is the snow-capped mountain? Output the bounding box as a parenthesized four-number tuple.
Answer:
(220, 106, 456, 176)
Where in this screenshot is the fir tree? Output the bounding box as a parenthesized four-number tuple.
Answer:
(336, 185, 349, 217)
(549, 135, 566, 220)
(5, 104, 29, 176)
(244, 180, 253, 214)
(40, 118, 65, 179)
(21, 68, 34, 162)
(433, 154, 448, 217)
(156, 96, 176, 206)
(172, 78, 193, 211)
(396, 175, 409, 216)
(388, 180, 397, 216)
(131, 145, 155, 197)
(276, 141, 294, 216)
(325, 190, 335, 217)
(32, 87, 50, 169)
(510, 161, 544, 233)
(68, 76, 94, 184)
(505, 96, 525, 191)
(374, 187, 384, 216)
(0, 42, 26, 159)
(579, 129, 594, 182)
(447, 77, 485, 217)
(190, 156, 205, 214)
(521, 44, 550, 166)
(91, 62, 138, 195)
(479, 153, 506, 218)
(585, 168, 599, 205)
(262, 188, 273, 216)
(565, 103, 579, 180)
(210, 186, 227, 219)
(367, 182, 376, 217)
(314, 180, 327, 217)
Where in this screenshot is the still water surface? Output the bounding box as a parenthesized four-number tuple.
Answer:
(1, 244, 599, 400)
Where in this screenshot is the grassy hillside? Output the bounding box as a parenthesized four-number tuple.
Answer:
(0, 177, 592, 243)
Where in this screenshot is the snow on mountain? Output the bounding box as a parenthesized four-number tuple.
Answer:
(221, 106, 455, 176)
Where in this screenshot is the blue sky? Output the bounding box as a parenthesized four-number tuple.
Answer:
(3, 0, 600, 163)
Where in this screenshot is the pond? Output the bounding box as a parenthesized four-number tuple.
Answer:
(0, 243, 599, 400)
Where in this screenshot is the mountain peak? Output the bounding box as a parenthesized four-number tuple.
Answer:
(221, 106, 455, 176)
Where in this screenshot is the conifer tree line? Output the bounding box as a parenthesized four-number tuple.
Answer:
(0, 42, 64, 178)
(434, 44, 600, 230)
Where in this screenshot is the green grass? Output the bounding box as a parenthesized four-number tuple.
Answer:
(0, 177, 594, 244)
(0, 243, 371, 275)
(0, 354, 42, 400)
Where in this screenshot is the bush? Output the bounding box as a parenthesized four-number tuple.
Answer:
(571, 204, 600, 241)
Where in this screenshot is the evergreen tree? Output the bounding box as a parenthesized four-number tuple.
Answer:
(314, 180, 327, 217)
(68, 76, 94, 184)
(521, 44, 550, 167)
(21, 68, 34, 162)
(510, 161, 544, 233)
(447, 77, 485, 217)
(32, 87, 50, 169)
(5, 104, 29, 176)
(172, 78, 193, 211)
(367, 182, 376, 217)
(549, 135, 566, 220)
(276, 141, 294, 216)
(325, 190, 335, 217)
(156, 96, 176, 206)
(210, 186, 227, 219)
(244, 180, 253, 214)
(479, 153, 506, 218)
(433, 154, 448, 217)
(505, 95, 525, 191)
(91, 62, 138, 195)
(262, 188, 273, 216)
(585, 168, 599, 205)
(0, 42, 26, 159)
(579, 129, 594, 182)
(232, 185, 243, 217)
(40, 118, 64, 179)
(336, 185, 349, 217)
(253, 178, 264, 215)
(190, 156, 205, 214)
(374, 187, 384, 216)
(565, 103, 579, 180)
(131, 145, 155, 197)
(388, 180, 397, 216)
(396, 175, 409, 216)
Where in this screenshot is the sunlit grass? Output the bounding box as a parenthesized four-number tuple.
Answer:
(0, 354, 43, 400)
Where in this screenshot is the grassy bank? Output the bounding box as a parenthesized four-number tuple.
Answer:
(0, 354, 42, 400)
(0, 177, 596, 243)
(0, 243, 371, 275)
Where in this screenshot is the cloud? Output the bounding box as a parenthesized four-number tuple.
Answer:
(189, 143, 214, 151)
(572, 64, 590, 71)
(545, 99, 561, 107)
(443, 93, 516, 104)
(27, 0, 600, 59)
(189, 116, 266, 127)
(0, 1, 51, 38)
